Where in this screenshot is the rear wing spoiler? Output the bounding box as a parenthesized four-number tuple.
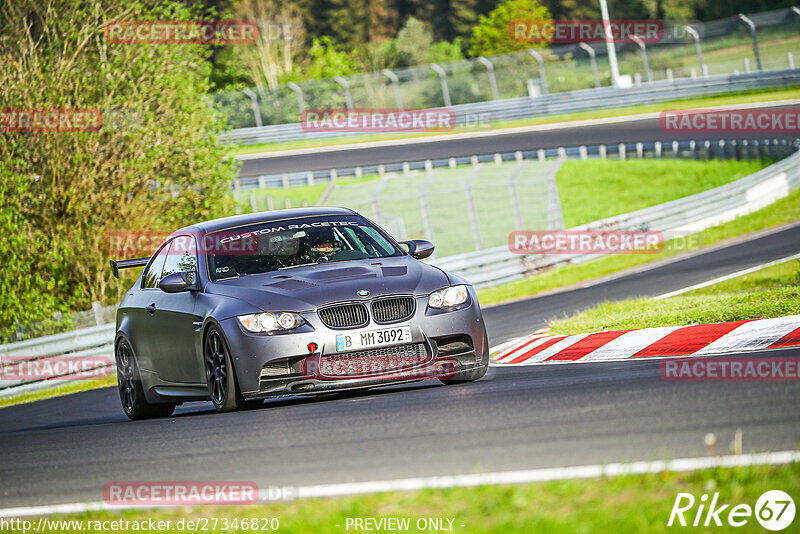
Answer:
(110, 258, 149, 279)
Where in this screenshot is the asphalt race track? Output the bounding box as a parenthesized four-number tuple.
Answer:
(1, 223, 799, 510)
(238, 104, 799, 176)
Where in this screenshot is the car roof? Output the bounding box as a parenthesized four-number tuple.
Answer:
(179, 207, 358, 234)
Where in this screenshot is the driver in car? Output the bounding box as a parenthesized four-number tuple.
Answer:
(301, 229, 343, 263)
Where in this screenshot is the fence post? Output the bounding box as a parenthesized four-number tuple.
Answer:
(655, 141, 662, 158)
(631, 36, 652, 82)
(382, 69, 404, 109)
(546, 159, 565, 230)
(92, 301, 103, 326)
(599, 144, 607, 159)
(419, 173, 436, 244)
(578, 43, 600, 88)
(334, 76, 354, 109)
(477, 56, 500, 100)
(789, 52, 795, 70)
(465, 166, 483, 250)
(250, 193, 257, 212)
(242, 88, 263, 128)
(287, 82, 306, 114)
(527, 50, 548, 94)
(619, 143, 626, 160)
(430, 63, 452, 107)
(508, 162, 524, 230)
(738, 14, 762, 72)
(684, 26, 705, 77)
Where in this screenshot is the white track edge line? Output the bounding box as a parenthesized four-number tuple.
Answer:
(2, 451, 797, 518)
(654, 252, 800, 300)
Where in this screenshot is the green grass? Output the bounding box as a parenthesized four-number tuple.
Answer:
(477, 185, 800, 306)
(550, 259, 800, 335)
(228, 87, 800, 156)
(0, 376, 115, 409)
(557, 159, 765, 227)
(22, 463, 800, 533)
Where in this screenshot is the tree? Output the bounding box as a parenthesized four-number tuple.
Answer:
(234, 0, 306, 92)
(469, 0, 551, 56)
(0, 0, 237, 335)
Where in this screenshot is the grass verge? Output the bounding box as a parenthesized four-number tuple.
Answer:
(228, 87, 800, 156)
(24, 463, 800, 533)
(0, 375, 115, 409)
(477, 186, 800, 306)
(550, 260, 800, 334)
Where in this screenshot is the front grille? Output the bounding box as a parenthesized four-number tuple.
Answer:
(372, 296, 415, 324)
(318, 303, 369, 329)
(319, 343, 428, 378)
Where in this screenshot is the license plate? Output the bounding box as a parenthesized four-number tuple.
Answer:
(336, 326, 412, 351)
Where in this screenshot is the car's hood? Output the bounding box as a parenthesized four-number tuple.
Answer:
(204, 256, 451, 312)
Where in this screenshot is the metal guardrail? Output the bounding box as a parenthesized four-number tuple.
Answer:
(0, 324, 115, 398)
(435, 149, 800, 287)
(2, 146, 798, 398)
(223, 69, 800, 146)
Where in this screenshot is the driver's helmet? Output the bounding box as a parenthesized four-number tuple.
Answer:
(306, 229, 342, 255)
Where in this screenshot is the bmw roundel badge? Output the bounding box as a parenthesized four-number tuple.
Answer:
(357, 289, 370, 297)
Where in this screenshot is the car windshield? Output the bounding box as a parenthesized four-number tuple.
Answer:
(205, 214, 404, 280)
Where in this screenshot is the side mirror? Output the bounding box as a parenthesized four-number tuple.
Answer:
(400, 239, 435, 260)
(158, 272, 197, 293)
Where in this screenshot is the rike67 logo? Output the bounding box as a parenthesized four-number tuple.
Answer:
(668, 490, 795, 530)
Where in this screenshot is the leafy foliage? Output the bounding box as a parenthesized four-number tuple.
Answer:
(0, 0, 238, 334)
(469, 0, 551, 56)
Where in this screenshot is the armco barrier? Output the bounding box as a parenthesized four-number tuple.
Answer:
(0, 324, 114, 397)
(224, 69, 800, 146)
(1, 148, 798, 397)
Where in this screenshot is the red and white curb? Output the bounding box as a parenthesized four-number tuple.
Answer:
(492, 315, 800, 365)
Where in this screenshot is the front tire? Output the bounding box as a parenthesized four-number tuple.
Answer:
(116, 339, 176, 420)
(204, 325, 261, 412)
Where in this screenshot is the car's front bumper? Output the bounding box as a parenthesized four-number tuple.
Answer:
(220, 290, 486, 397)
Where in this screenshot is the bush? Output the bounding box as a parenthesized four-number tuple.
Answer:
(0, 0, 238, 332)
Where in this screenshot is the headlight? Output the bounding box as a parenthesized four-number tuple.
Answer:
(237, 312, 305, 333)
(428, 285, 469, 309)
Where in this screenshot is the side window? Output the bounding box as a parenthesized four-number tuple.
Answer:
(159, 235, 198, 283)
(142, 244, 170, 289)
